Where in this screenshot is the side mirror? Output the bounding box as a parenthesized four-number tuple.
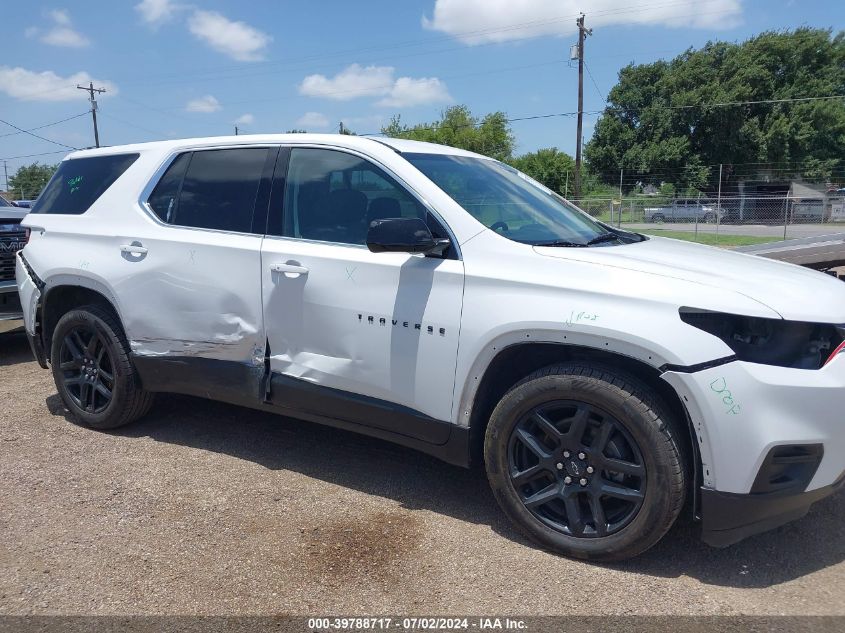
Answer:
(366, 217, 450, 255)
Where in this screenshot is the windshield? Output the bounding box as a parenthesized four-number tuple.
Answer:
(403, 152, 615, 245)
(0, 196, 10, 207)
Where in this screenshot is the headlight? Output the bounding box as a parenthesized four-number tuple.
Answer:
(679, 308, 844, 370)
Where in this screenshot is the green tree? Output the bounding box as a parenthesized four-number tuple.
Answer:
(381, 105, 515, 161)
(585, 28, 845, 189)
(508, 148, 575, 196)
(8, 163, 57, 199)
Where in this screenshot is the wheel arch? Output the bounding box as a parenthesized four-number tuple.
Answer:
(463, 339, 702, 516)
(40, 277, 125, 363)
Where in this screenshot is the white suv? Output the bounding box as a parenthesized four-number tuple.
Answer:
(15, 134, 845, 560)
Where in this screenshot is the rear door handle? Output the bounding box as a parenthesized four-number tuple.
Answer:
(120, 243, 148, 255)
(270, 262, 309, 275)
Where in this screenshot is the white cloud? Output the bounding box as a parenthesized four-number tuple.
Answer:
(300, 64, 395, 101)
(423, 0, 743, 44)
(47, 9, 71, 25)
(185, 95, 221, 113)
(299, 64, 452, 107)
(0, 66, 117, 102)
(296, 112, 330, 129)
(187, 10, 271, 61)
(234, 113, 255, 125)
(135, 0, 178, 26)
(28, 9, 90, 48)
(377, 77, 452, 107)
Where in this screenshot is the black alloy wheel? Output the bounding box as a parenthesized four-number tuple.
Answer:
(50, 305, 154, 429)
(508, 400, 646, 538)
(58, 325, 116, 414)
(484, 362, 686, 561)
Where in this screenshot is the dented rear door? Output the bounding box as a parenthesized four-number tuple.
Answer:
(117, 147, 275, 377)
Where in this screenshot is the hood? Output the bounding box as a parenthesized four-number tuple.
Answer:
(534, 236, 845, 323)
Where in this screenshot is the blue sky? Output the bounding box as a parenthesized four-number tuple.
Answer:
(1, 0, 841, 181)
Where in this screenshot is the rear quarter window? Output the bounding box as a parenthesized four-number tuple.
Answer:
(30, 153, 139, 215)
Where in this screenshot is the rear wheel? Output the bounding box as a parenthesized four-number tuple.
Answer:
(51, 305, 154, 429)
(703, 212, 716, 223)
(484, 362, 686, 561)
(651, 214, 665, 223)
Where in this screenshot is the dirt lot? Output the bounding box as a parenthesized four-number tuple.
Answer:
(1, 328, 844, 616)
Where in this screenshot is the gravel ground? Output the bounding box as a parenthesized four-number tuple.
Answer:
(1, 328, 844, 616)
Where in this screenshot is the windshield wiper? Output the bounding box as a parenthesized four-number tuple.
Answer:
(532, 239, 587, 247)
(585, 232, 621, 246)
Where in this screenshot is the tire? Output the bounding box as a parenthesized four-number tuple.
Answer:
(703, 212, 716, 224)
(50, 304, 154, 430)
(484, 362, 686, 561)
(651, 214, 665, 224)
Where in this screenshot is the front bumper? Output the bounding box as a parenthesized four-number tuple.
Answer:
(662, 354, 845, 545)
(701, 474, 845, 547)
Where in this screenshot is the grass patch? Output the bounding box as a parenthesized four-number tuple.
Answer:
(638, 230, 780, 248)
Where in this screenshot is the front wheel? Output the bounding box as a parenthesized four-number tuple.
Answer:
(51, 305, 154, 429)
(484, 363, 686, 561)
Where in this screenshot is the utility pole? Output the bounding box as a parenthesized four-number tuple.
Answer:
(77, 82, 106, 148)
(235, 126, 239, 136)
(2, 160, 8, 194)
(573, 13, 591, 200)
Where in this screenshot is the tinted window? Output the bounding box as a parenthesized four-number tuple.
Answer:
(148, 153, 191, 223)
(0, 196, 11, 207)
(283, 148, 425, 245)
(31, 154, 139, 215)
(174, 148, 268, 232)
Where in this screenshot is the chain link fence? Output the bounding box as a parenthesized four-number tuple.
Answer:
(571, 194, 845, 240)
(0, 189, 39, 206)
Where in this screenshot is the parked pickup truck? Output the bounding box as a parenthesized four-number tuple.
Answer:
(644, 198, 723, 223)
(1, 194, 27, 324)
(16, 135, 845, 561)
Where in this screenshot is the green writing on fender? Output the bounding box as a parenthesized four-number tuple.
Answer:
(710, 377, 742, 415)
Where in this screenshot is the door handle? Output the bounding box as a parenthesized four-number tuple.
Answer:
(270, 262, 309, 275)
(120, 243, 148, 255)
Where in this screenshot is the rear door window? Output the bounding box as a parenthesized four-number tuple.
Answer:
(31, 153, 139, 215)
(148, 153, 191, 223)
(147, 148, 269, 233)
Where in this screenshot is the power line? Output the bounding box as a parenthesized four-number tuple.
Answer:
(0, 112, 88, 139)
(117, 0, 717, 88)
(362, 93, 844, 137)
(97, 111, 167, 137)
(584, 61, 606, 103)
(613, 94, 845, 112)
(0, 118, 78, 150)
(0, 150, 69, 161)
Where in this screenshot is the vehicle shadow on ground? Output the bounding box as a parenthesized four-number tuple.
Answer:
(45, 390, 845, 589)
(0, 330, 32, 367)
